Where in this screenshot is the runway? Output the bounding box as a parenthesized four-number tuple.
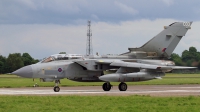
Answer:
(1, 85, 200, 96)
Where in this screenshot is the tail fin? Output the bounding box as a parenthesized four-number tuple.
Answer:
(128, 22, 192, 58)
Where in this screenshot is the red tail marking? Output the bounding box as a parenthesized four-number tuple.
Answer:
(162, 48, 167, 52)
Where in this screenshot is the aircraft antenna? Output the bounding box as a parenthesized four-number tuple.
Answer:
(86, 20, 93, 55)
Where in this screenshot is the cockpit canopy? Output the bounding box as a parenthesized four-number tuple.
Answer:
(42, 54, 83, 63)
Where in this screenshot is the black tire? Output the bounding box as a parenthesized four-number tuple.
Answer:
(118, 82, 127, 91)
(102, 82, 111, 91)
(54, 86, 60, 92)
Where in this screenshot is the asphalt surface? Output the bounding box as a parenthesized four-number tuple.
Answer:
(1, 85, 200, 96)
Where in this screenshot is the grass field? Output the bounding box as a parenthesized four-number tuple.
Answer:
(0, 73, 200, 88)
(1, 74, 200, 112)
(0, 95, 200, 112)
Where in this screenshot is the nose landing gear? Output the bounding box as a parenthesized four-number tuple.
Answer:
(53, 80, 60, 92)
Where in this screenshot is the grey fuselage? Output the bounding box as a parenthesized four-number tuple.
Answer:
(12, 21, 192, 83)
(21, 54, 173, 82)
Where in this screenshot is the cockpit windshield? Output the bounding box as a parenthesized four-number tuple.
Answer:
(42, 57, 54, 63)
(41, 54, 83, 63)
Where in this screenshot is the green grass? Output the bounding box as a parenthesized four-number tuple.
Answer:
(1, 74, 200, 112)
(0, 73, 200, 88)
(0, 95, 200, 112)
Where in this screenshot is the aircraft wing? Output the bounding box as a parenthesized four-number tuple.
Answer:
(74, 59, 196, 71)
(170, 66, 197, 69)
(111, 61, 197, 70)
(110, 61, 172, 70)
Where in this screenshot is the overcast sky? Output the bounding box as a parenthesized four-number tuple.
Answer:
(0, 0, 200, 59)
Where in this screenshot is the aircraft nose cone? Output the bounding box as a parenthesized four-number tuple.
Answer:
(12, 66, 33, 78)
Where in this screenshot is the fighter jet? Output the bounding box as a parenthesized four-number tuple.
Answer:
(12, 22, 195, 92)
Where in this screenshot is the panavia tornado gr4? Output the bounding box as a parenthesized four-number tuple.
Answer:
(12, 22, 195, 92)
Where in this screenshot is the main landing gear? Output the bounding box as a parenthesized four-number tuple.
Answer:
(102, 82, 112, 91)
(53, 80, 60, 92)
(118, 82, 127, 91)
(102, 82, 127, 91)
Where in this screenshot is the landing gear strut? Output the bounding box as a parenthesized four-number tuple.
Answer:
(118, 82, 127, 91)
(53, 80, 60, 92)
(102, 82, 112, 91)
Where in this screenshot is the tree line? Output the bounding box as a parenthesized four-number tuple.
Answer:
(0, 47, 199, 74)
(0, 53, 39, 74)
(171, 46, 200, 69)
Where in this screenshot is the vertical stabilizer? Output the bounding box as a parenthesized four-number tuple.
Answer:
(128, 22, 192, 58)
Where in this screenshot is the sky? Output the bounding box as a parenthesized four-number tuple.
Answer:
(1, 0, 200, 59)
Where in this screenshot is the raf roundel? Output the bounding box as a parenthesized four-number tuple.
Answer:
(58, 68, 62, 72)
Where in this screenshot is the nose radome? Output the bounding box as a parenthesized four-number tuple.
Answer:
(12, 66, 33, 78)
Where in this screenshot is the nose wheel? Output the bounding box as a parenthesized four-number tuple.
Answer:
(54, 80, 60, 92)
(54, 86, 60, 92)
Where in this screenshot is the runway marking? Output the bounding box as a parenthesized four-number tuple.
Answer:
(0, 88, 200, 95)
(0, 85, 200, 96)
(180, 87, 200, 88)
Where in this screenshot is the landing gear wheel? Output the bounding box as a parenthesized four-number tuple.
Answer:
(54, 86, 60, 92)
(53, 80, 60, 92)
(102, 82, 111, 91)
(118, 82, 127, 91)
